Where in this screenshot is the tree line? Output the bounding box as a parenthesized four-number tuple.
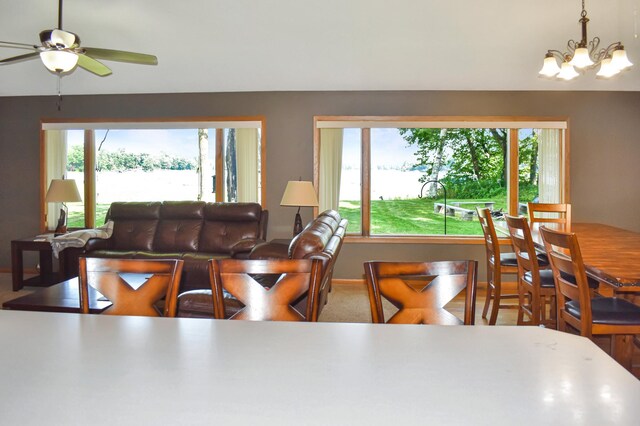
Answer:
(399, 128, 539, 200)
(66, 145, 195, 172)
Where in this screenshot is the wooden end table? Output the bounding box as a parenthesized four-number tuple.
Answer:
(11, 235, 62, 291)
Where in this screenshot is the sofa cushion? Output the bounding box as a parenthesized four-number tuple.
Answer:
(153, 202, 205, 252)
(199, 203, 262, 253)
(107, 202, 162, 251)
(180, 252, 230, 292)
(204, 202, 263, 222)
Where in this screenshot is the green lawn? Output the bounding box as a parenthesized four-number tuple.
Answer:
(67, 197, 505, 236)
(339, 197, 507, 236)
(67, 204, 110, 229)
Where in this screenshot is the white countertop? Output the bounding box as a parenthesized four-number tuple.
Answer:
(0, 310, 639, 425)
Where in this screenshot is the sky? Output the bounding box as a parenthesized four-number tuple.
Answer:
(343, 128, 417, 168)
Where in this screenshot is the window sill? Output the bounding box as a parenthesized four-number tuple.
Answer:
(344, 235, 512, 245)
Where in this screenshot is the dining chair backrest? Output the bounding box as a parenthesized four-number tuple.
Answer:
(209, 258, 324, 321)
(363, 260, 477, 325)
(476, 207, 502, 266)
(528, 203, 571, 231)
(79, 257, 184, 317)
(504, 214, 542, 276)
(539, 226, 593, 330)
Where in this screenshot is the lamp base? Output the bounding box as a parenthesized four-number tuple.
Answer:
(54, 208, 67, 236)
(293, 212, 303, 236)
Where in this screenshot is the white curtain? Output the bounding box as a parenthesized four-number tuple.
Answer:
(537, 129, 562, 203)
(235, 128, 259, 202)
(45, 130, 68, 230)
(319, 129, 344, 212)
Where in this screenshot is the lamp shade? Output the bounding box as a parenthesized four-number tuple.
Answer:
(557, 62, 579, 80)
(45, 179, 82, 203)
(610, 47, 633, 71)
(596, 57, 620, 78)
(539, 55, 561, 77)
(568, 47, 594, 68)
(280, 181, 319, 207)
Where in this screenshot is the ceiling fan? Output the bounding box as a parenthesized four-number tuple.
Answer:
(0, 0, 157, 76)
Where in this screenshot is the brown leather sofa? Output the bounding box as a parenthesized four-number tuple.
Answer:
(177, 209, 348, 319)
(61, 201, 268, 293)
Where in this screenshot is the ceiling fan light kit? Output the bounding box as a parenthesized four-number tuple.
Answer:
(539, 0, 633, 81)
(40, 50, 78, 73)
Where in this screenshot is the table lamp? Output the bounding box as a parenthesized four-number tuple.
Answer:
(280, 180, 319, 236)
(45, 179, 82, 235)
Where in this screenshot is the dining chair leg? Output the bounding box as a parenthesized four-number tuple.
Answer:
(489, 283, 501, 325)
(531, 293, 541, 326)
(516, 284, 526, 326)
(612, 335, 635, 371)
(482, 267, 493, 319)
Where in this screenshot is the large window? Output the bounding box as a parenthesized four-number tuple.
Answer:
(314, 117, 568, 240)
(41, 118, 265, 231)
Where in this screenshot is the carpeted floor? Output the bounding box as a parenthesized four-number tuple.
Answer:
(0, 273, 33, 306)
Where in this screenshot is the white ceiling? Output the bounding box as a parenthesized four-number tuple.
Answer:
(1, 0, 639, 96)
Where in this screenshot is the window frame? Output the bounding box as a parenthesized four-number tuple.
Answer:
(40, 116, 266, 231)
(313, 116, 570, 244)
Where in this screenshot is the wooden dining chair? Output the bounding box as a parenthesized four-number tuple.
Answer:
(78, 257, 184, 317)
(528, 202, 571, 231)
(476, 207, 519, 325)
(363, 260, 477, 325)
(540, 226, 640, 370)
(209, 258, 324, 321)
(504, 214, 555, 327)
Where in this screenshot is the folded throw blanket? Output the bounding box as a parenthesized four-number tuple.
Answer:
(51, 221, 114, 258)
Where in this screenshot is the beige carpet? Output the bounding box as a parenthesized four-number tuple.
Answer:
(0, 273, 34, 306)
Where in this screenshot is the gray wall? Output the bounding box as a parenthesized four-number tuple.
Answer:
(1, 91, 639, 279)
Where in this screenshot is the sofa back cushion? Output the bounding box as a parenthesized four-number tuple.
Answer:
(107, 202, 161, 251)
(199, 203, 263, 253)
(154, 202, 205, 252)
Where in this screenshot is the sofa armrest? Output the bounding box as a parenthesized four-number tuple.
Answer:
(248, 240, 290, 259)
(85, 237, 113, 252)
(230, 238, 266, 259)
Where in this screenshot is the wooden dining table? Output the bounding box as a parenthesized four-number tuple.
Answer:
(498, 221, 640, 293)
(1, 310, 639, 425)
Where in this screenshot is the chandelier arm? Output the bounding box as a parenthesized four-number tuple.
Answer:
(566, 40, 579, 56)
(546, 50, 567, 62)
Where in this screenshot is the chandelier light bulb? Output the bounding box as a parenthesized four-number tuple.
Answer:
(539, 55, 561, 77)
(610, 47, 633, 71)
(557, 62, 579, 80)
(569, 47, 594, 68)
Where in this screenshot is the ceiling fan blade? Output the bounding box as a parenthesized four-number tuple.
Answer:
(77, 54, 112, 76)
(83, 47, 158, 65)
(0, 40, 38, 50)
(0, 52, 40, 64)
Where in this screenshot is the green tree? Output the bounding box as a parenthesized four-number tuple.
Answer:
(67, 145, 84, 172)
(399, 128, 508, 198)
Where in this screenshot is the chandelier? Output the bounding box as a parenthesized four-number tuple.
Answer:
(539, 0, 633, 80)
